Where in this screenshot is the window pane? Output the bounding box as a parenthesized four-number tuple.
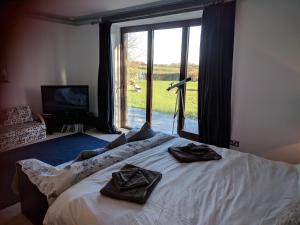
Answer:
(184, 26, 201, 134)
(152, 28, 182, 134)
(125, 31, 147, 128)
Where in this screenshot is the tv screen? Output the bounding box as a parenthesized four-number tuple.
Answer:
(41, 85, 89, 114)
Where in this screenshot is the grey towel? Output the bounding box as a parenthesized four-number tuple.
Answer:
(168, 143, 222, 163)
(100, 164, 161, 204)
(112, 168, 150, 191)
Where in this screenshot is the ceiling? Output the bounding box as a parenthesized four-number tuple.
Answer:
(30, 0, 184, 18)
(25, 0, 209, 25)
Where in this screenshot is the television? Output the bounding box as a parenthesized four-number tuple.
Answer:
(41, 85, 89, 114)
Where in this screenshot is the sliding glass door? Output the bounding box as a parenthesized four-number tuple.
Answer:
(122, 31, 148, 128)
(152, 28, 182, 134)
(184, 26, 201, 134)
(121, 19, 201, 139)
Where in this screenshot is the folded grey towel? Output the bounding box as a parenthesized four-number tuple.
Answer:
(168, 143, 222, 163)
(100, 164, 161, 204)
(112, 168, 150, 191)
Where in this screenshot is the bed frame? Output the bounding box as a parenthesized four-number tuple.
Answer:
(17, 164, 48, 225)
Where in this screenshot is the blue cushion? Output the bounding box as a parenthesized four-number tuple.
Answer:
(125, 129, 139, 140)
(127, 122, 155, 142)
(106, 133, 127, 149)
(73, 148, 108, 162)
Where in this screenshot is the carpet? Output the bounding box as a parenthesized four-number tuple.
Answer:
(0, 133, 109, 210)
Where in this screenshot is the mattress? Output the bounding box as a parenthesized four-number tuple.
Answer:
(44, 138, 300, 225)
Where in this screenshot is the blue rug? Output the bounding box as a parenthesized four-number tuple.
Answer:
(0, 133, 109, 209)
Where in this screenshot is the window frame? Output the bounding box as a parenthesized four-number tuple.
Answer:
(120, 18, 201, 141)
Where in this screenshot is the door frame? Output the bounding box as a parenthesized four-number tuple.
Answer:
(120, 18, 201, 141)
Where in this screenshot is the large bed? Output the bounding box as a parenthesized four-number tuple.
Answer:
(18, 136, 300, 225)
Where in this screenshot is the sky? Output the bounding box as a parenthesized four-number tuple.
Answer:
(127, 26, 201, 65)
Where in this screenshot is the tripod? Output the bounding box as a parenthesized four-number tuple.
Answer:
(167, 77, 191, 134)
(172, 87, 185, 134)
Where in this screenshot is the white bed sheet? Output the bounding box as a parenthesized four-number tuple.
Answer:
(44, 138, 300, 225)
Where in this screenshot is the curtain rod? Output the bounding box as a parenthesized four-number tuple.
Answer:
(90, 0, 235, 25)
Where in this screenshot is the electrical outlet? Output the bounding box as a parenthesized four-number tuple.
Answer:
(230, 140, 239, 147)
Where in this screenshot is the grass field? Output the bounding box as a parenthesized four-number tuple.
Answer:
(127, 61, 199, 81)
(127, 80, 198, 119)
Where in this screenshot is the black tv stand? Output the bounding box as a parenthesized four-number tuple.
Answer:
(42, 112, 96, 134)
(59, 112, 85, 133)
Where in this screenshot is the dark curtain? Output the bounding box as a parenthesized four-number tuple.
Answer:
(96, 22, 118, 133)
(198, 2, 236, 148)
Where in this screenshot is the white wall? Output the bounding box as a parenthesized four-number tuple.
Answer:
(231, 0, 300, 163)
(0, 19, 99, 114)
(0, 19, 67, 112)
(61, 24, 99, 114)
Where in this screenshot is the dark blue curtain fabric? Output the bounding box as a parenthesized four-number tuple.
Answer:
(198, 2, 236, 148)
(96, 22, 118, 133)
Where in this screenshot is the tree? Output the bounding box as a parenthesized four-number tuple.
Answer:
(126, 33, 146, 62)
(126, 33, 147, 81)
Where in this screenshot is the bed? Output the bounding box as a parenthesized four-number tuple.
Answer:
(18, 137, 300, 225)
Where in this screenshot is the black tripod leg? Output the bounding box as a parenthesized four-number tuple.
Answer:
(180, 89, 185, 130)
(172, 90, 179, 134)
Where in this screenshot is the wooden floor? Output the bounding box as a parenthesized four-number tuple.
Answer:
(0, 203, 32, 225)
(0, 129, 126, 225)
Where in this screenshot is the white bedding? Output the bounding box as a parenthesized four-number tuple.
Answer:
(44, 138, 300, 225)
(17, 132, 173, 204)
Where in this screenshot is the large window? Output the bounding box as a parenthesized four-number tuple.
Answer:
(123, 31, 148, 128)
(184, 26, 201, 134)
(121, 19, 201, 139)
(152, 28, 182, 133)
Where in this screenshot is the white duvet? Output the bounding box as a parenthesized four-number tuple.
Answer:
(44, 138, 300, 225)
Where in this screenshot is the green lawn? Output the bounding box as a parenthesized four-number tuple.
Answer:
(127, 80, 198, 119)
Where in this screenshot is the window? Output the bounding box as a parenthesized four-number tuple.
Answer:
(184, 26, 201, 134)
(152, 28, 182, 134)
(121, 19, 201, 139)
(122, 31, 148, 128)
